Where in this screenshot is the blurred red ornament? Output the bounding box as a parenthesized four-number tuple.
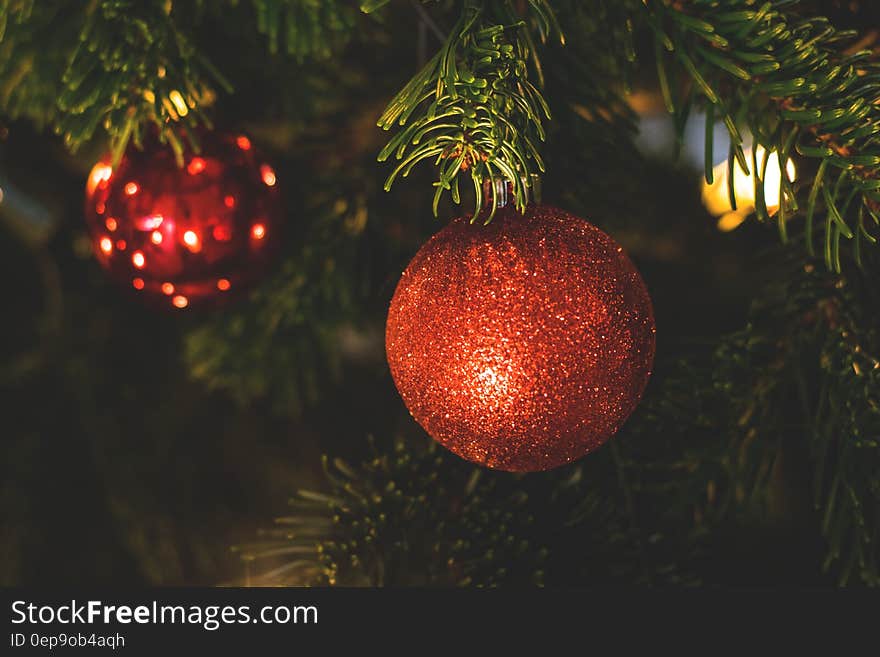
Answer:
(85, 131, 281, 309)
(385, 202, 655, 472)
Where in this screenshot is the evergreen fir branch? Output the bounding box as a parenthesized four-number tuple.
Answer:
(806, 270, 880, 585)
(0, 1, 79, 132)
(239, 430, 711, 587)
(184, 188, 367, 416)
(693, 252, 880, 586)
(61, 0, 228, 164)
(0, 0, 227, 164)
(237, 440, 549, 587)
(611, 247, 880, 587)
(246, 0, 359, 60)
(241, 420, 713, 587)
(376, 0, 561, 220)
(641, 0, 880, 270)
(538, 0, 641, 217)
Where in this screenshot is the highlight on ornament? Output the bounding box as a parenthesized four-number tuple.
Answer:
(84, 131, 282, 309)
(702, 145, 796, 232)
(385, 186, 655, 472)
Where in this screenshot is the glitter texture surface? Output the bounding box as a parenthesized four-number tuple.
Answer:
(385, 204, 656, 472)
(85, 131, 281, 309)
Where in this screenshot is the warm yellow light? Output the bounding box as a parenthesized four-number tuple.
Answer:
(183, 230, 202, 252)
(105, 217, 118, 232)
(87, 163, 113, 197)
(99, 237, 113, 255)
(702, 146, 796, 229)
(172, 295, 188, 309)
(260, 164, 276, 187)
(251, 223, 266, 240)
(169, 90, 189, 117)
(217, 278, 231, 291)
(132, 251, 146, 269)
(161, 282, 175, 295)
(151, 230, 163, 244)
(717, 212, 747, 233)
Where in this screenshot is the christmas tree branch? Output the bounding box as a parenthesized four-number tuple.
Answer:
(68, 0, 230, 164)
(806, 272, 880, 585)
(684, 252, 880, 586)
(641, 0, 880, 271)
(238, 426, 712, 587)
(247, 0, 358, 60)
(375, 0, 562, 221)
(183, 191, 365, 416)
(0, 0, 228, 165)
(236, 441, 548, 587)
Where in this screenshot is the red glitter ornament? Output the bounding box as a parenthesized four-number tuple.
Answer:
(85, 131, 281, 309)
(385, 202, 655, 472)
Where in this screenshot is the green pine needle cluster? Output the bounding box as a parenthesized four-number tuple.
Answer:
(0, 0, 365, 163)
(1, 1, 227, 164)
(645, 0, 880, 270)
(238, 441, 549, 587)
(377, 0, 561, 221)
(248, 0, 358, 60)
(677, 254, 880, 586)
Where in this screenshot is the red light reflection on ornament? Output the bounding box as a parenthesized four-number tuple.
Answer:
(99, 237, 113, 255)
(172, 295, 188, 309)
(132, 278, 145, 290)
(217, 278, 231, 291)
(213, 225, 232, 242)
(476, 365, 510, 399)
(236, 136, 251, 151)
(183, 230, 201, 252)
(187, 157, 207, 175)
(116, 239, 127, 251)
(105, 217, 118, 231)
(95, 202, 106, 215)
(139, 215, 164, 230)
(132, 251, 146, 269)
(251, 223, 266, 240)
(161, 282, 175, 295)
(224, 195, 236, 209)
(87, 163, 113, 197)
(260, 165, 276, 187)
(124, 182, 139, 196)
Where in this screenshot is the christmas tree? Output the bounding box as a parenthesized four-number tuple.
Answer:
(2, 0, 879, 588)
